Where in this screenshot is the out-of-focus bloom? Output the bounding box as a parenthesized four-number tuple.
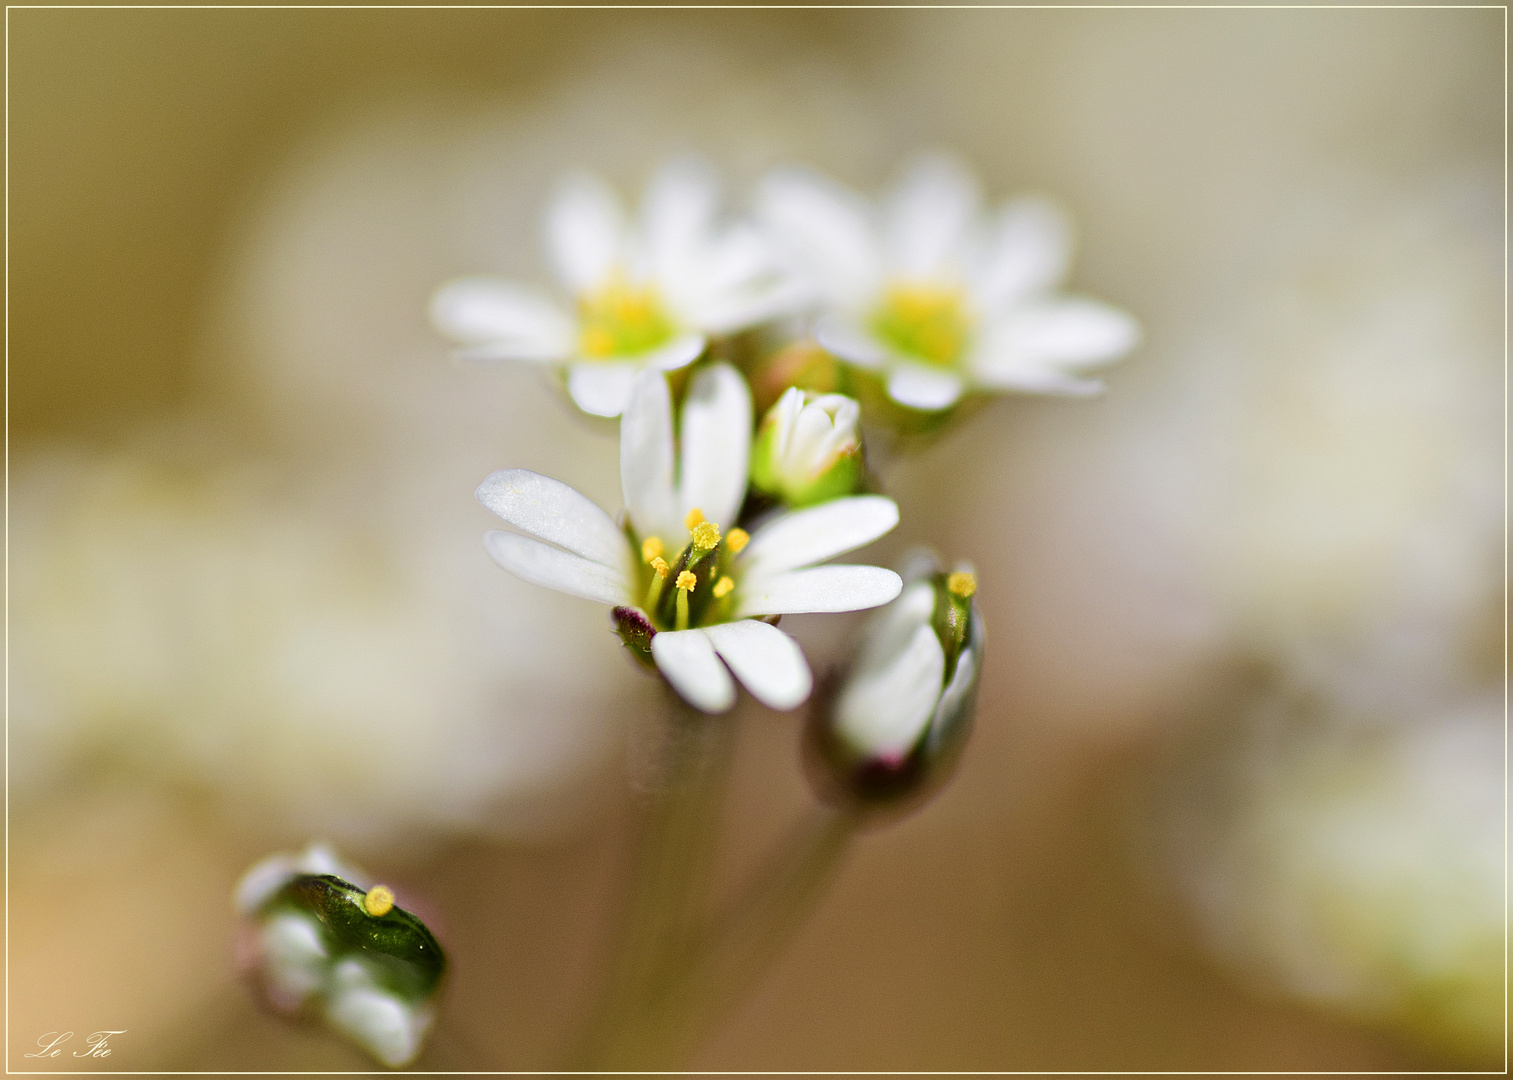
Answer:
(809, 552, 984, 807)
(432, 157, 798, 417)
(750, 387, 865, 507)
(236, 844, 446, 1068)
(1156, 696, 1503, 1065)
(8, 449, 614, 844)
(758, 153, 1138, 412)
(476, 364, 902, 713)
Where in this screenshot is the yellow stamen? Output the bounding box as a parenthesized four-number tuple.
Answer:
(363, 885, 395, 917)
(712, 576, 734, 598)
(947, 571, 977, 598)
(649, 556, 670, 579)
(675, 570, 697, 591)
(684, 507, 706, 530)
(641, 536, 664, 563)
(725, 528, 749, 554)
(690, 520, 721, 551)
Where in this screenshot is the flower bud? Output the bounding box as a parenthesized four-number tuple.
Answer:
(750, 388, 865, 507)
(235, 844, 446, 1068)
(806, 554, 983, 811)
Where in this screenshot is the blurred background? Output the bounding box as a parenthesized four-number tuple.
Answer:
(8, 6, 1503, 1071)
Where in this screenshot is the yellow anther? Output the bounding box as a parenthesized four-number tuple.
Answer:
(641, 536, 664, 563)
(650, 556, 669, 579)
(712, 576, 735, 598)
(947, 571, 977, 598)
(690, 520, 721, 550)
(675, 570, 697, 591)
(726, 528, 749, 554)
(684, 507, 706, 530)
(363, 885, 395, 917)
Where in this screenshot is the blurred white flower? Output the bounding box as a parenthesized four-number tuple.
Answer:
(1156, 697, 1503, 1063)
(8, 449, 617, 844)
(750, 387, 864, 507)
(236, 844, 443, 1068)
(477, 364, 902, 713)
(757, 152, 1138, 411)
(432, 157, 799, 417)
(810, 550, 984, 808)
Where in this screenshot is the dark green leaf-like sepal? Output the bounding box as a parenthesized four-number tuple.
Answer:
(263, 875, 445, 1002)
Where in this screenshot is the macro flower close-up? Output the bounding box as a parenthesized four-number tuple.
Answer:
(477, 364, 902, 713)
(757, 152, 1141, 411)
(432, 157, 799, 417)
(7, 7, 1500, 1075)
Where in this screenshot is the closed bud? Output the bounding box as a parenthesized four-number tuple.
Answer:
(806, 553, 984, 813)
(750, 387, 865, 507)
(235, 844, 446, 1068)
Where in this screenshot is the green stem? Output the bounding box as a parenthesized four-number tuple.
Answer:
(613, 805, 861, 1066)
(569, 695, 737, 1069)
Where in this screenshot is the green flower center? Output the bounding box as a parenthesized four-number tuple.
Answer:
(578, 278, 677, 359)
(870, 284, 971, 368)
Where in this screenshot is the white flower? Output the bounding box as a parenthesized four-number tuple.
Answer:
(235, 845, 445, 1068)
(476, 363, 903, 713)
(750, 387, 864, 507)
(757, 152, 1139, 411)
(432, 157, 798, 418)
(823, 552, 983, 796)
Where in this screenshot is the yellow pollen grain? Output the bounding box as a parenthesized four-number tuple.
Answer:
(641, 536, 664, 563)
(726, 528, 749, 554)
(712, 576, 734, 598)
(684, 507, 706, 530)
(675, 570, 697, 591)
(947, 571, 977, 598)
(650, 557, 670, 579)
(690, 520, 721, 550)
(363, 885, 395, 917)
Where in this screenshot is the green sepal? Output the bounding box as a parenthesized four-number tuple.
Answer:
(264, 875, 445, 1003)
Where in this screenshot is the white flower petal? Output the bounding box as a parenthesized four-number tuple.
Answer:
(969, 197, 1073, 308)
(325, 960, 432, 1068)
(546, 172, 624, 293)
(567, 361, 640, 417)
(476, 469, 627, 569)
(814, 316, 887, 370)
(835, 622, 946, 760)
(454, 341, 565, 365)
(884, 152, 980, 280)
(643, 155, 720, 276)
(651, 628, 736, 713)
(977, 298, 1140, 371)
(620, 370, 679, 539)
(741, 495, 900, 580)
(927, 638, 979, 750)
(703, 619, 813, 711)
(757, 165, 881, 308)
(679, 362, 751, 529)
(643, 332, 706, 371)
(484, 531, 629, 606)
(887, 364, 966, 411)
(737, 564, 902, 617)
(429, 277, 575, 353)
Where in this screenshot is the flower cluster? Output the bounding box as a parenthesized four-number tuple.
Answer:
(433, 152, 1136, 420)
(439, 152, 1135, 722)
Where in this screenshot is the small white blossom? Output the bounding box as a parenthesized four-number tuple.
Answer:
(751, 387, 864, 507)
(824, 552, 983, 795)
(476, 364, 903, 713)
(236, 845, 444, 1069)
(758, 152, 1139, 411)
(433, 157, 799, 418)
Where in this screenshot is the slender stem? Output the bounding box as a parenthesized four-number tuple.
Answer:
(609, 804, 861, 1067)
(568, 695, 737, 1069)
